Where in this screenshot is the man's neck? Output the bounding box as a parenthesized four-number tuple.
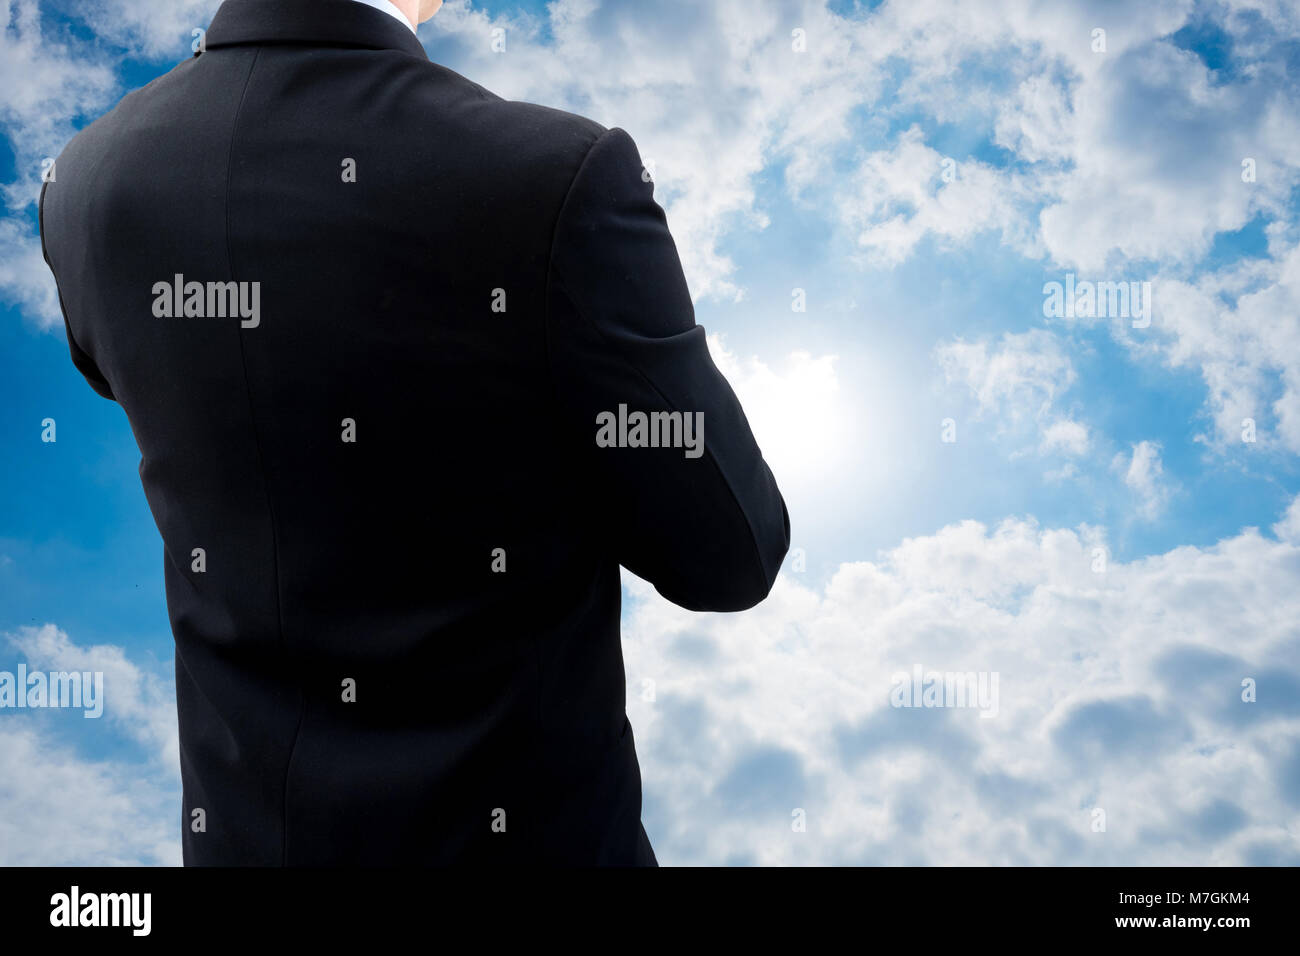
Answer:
(387, 0, 421, 31)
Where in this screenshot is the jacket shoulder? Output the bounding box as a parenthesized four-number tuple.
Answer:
(410, 60, 609, 169)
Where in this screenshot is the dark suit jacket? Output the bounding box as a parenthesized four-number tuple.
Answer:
(39, 0, 789, 865)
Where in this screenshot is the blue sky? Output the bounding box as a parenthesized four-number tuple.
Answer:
(2, 0, 1299, 865)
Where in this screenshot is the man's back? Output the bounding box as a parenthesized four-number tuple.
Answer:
(39, 0, 789, 865)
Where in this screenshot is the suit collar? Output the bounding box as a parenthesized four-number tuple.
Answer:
(204, 0, 428, 60)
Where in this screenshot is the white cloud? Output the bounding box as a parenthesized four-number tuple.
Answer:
(1147, 241, 1300, 454)
(837, 0, 1299, 273)
(1040, 418, 1090, 457)
(993, 72, 1075, 165)
(936, 331, 1106, 482)
(844, 126, 1045, 266)
(73, 0, 216, 61)
(1272, 494, 1300, 543)
(1037, 38, 1300, 273)
(7, 624, 177, 765)
(0, 0, 117, 204)
(623, 493, 1300, 865)
(936, 329, 1074, 420)
(0, 725, 180, 865)
(1113, 439, 1172, 520)
(0, 216, 60, 326)
(0, 625, 180, 865)
(0, 0, 119, 327)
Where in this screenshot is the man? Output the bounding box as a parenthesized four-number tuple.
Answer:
(39, 0, 789, 865)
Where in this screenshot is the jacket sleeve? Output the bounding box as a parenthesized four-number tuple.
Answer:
(39, 181, 116, 402)
(546, 127, 790, 612)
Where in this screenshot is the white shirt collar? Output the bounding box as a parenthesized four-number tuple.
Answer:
(351, 0, 417, 35)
